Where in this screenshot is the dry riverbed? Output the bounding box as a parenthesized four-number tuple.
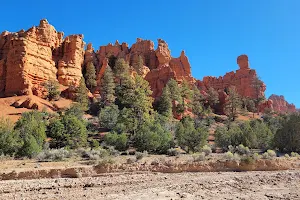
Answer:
(0, 170, 300, 200)
(1, 155, 300, 199)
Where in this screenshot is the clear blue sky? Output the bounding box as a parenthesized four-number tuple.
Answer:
(1, 1, 299, 107)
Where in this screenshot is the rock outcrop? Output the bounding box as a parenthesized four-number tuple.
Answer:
(145, 39, 194, 98)
(196, 55, 272, 113)
(1, 19, 297, 115)
(269, 94, 296, 113)
(0, 19, 84, 97)
(197, 55, 265, 99)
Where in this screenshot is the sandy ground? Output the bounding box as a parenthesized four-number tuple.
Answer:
(0, 170, 299, 200)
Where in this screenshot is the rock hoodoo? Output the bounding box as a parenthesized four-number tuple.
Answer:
(197, 55, 265, 99)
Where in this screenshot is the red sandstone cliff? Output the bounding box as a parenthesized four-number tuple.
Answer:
(0, 19, 84, 98)
(0, 19, 297, 114)
(269, 94, 296, 113)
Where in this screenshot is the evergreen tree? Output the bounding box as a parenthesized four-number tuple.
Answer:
(207, 87, 219, 108)
(224, 86, 242, 121)
(0, 118, 22, 156)
(273, 114, 300, 152)
(132, 55, 144, 75)
(181, 80, 193, 102)
(85, 62, 97, 90)
(61, 115, 88, 148)
(114, 108, 138, 133)
(114, 58, 130, 85)
(175, 117, 208, 153)
(156, 85, 172, 117)
(99, 105, 119, 130)
(116, 74, 153, 126)
(191, 86, 204, 118)
(166, 79, 182, 103)
(100, 66, 116, 106)
(43, 80, 61, 101)
(252, 76, 265, 113)
(75, 77, 89, 111)
(14, 111, 47, 157)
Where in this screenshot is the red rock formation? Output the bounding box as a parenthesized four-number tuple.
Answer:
(57, 34, 85, 87)
(269, 94, 296, 113)
(145, 39, 194, 98)
(95, 38, 194, 99)
(198, 55, 265, 99)
(129, 38, 157, 70)
(0, 19, 84, 97)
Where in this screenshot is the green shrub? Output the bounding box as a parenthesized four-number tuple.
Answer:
(15, 111, 47, 158)
(224, 151, 234, 160)
(262, 150, 276, 159)
(43, 80, 61, 101)
(134, 123, 173, 154)
(0, 118, 22, 156)
(253, 153, 260, 160)
(99, 105, 119, 129)
(79, 148, 109, 160)
(36, 149, 71, 161)
(273, 114, 300, 152)
(104, 132, 128, 151)
(284, 154, 290, 159)
(192, 152, 206, 162)
(242, 155, 255, 164)
(235, 144, 250, 155)
(60, 115, 88, 149)
(291, 152, 299, 157)
(167, 148, 181, 156)
(201, 145, 212, 156)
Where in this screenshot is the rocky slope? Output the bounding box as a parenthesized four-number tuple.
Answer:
(269, 94, 296, 113)
(0, 19, 296, 113)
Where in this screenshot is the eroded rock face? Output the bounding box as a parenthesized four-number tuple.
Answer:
(145, 39, 194, 98)
(0, 19, 84, 97)
(57, 34, 85, 86)
(198, 55, 264, 99)
(269, 94, 296, 113)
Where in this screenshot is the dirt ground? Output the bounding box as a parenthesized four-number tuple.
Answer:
(0, 170, 299, 200)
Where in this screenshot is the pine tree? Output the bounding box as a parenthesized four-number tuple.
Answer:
(252, 76, 265, 113)
(181, 80, 192, 102)
(116, 74, 153, 126)
(114, 58, 130, 85)
(166, 79, 182, 103)
(191, 86, 204, 118)
(132, 55, 144, 75)
(43, 80, 61, 101)
(85, 62, 97, 90)
(207, 87, 219, 108)
(157, 85, 172, 117)
(100, 66, 116, 106)
(75, 77, 89, 111)
(224, 86, 242, 121)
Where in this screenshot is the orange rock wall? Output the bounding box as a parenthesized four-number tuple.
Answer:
(197, 55, 265, 99)
(269, 94, 296, 113)
(0, 19, 84, 97)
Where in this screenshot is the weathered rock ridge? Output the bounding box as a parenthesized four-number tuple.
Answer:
(0, 19, 84, 97)
(0, 19, 297, 113)
(85, 37, 194, 98)
(269, 94, 296, 113)
(197, 55, 265, 99)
